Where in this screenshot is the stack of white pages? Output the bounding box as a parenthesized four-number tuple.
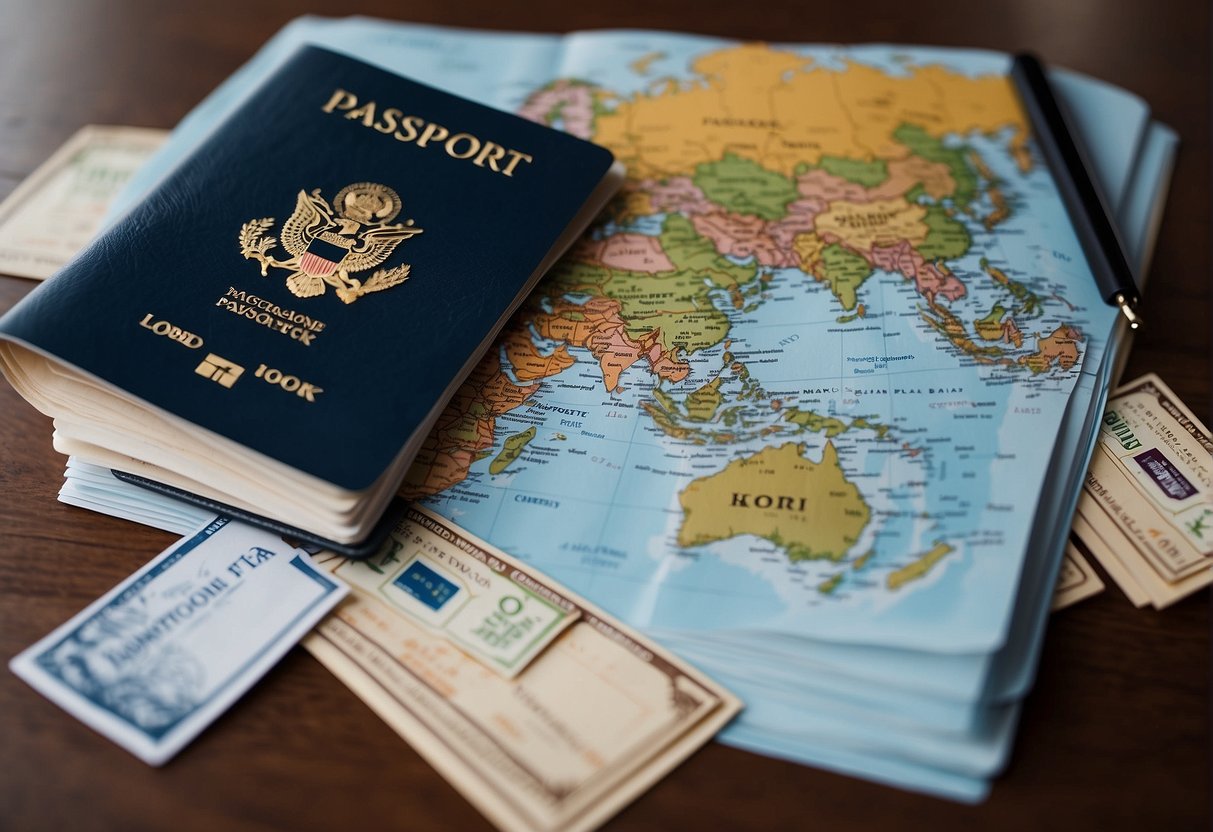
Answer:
(61, 17, 1176, 801)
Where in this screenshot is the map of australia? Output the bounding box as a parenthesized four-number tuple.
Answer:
(402, 38, 1104, 651)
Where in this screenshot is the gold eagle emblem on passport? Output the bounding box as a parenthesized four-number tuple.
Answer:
(238, 182, 422, 303)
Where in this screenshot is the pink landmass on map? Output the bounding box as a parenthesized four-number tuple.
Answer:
(869, 241, 967, 303)
(536, 296, 690, 392)
(797, 168, 871, 203)
(767, 199, 824, 250)
(572, 233, 675, 273)
(692, 212, 795, 267)
(869, 156, 957, 202)
(516, 80, 595, 139)
(643, 176, 716, 216)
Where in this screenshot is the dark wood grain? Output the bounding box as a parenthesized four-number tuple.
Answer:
(0, 0, 1207, 829)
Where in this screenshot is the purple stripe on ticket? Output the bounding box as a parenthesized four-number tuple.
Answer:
(1133, 448, 1198, 501)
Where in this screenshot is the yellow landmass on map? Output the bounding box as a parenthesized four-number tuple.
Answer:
(814, 197, 929, 252)
(887, 542, 954, 589)
(677, 441, 869, 562)
(594, 44, 1029, 178)
(630, 51, 665, 75)
(792, 231, 826, 269)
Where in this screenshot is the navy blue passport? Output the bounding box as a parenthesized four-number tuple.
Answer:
(0, 46, 622, 555)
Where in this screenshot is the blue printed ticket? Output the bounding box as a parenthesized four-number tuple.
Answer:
(9, 517, 347, 764)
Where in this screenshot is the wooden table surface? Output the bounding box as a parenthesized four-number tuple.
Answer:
(0, 1, 1207, 829)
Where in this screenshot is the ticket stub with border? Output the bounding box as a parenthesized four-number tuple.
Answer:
(1071, 518, 1151, 607)
(1051, 542, 1105, 611)
(0, 125, 167, 279)
(1074, 373, 1213, 607)
(10, 517, 347, 764)
(305, 506, 741, 832)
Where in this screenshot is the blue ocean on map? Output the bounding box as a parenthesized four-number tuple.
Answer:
(420, 115, 1101, 649)
(94, 15, 1158, 801)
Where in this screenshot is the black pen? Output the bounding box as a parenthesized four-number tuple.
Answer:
(1010, 52, 1143, 330)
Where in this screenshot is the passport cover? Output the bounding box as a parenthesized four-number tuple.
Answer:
(0, 46, 617, 494)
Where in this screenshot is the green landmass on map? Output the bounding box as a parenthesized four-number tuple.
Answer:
(693, 152, 799, 220)
(918, 205, 972, 260)
(783, 407, 848, 437)
(818, 244, 874, 311)
(684, 377, 724, 421)
(489, 426, 536, 475)
(819, 155, 889, 188)
(399, 40, 1088, 631)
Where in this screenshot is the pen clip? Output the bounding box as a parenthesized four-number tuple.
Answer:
(1113, 292, 1143, 330)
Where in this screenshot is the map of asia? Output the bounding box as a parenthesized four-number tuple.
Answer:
(108, 22, 1126, 655)
(374, 32, 1114, 654)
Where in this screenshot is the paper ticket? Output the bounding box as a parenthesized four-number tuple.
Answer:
(0, 125, 167, 280)
(1073, 373, 1213, 607)
(1072, 516, 1151, 607)
(10, 518, 347, 764)
(1077, 508, 1213, 609)
(1051, 541, 1105, 611)
(305, 506, 741, 832)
